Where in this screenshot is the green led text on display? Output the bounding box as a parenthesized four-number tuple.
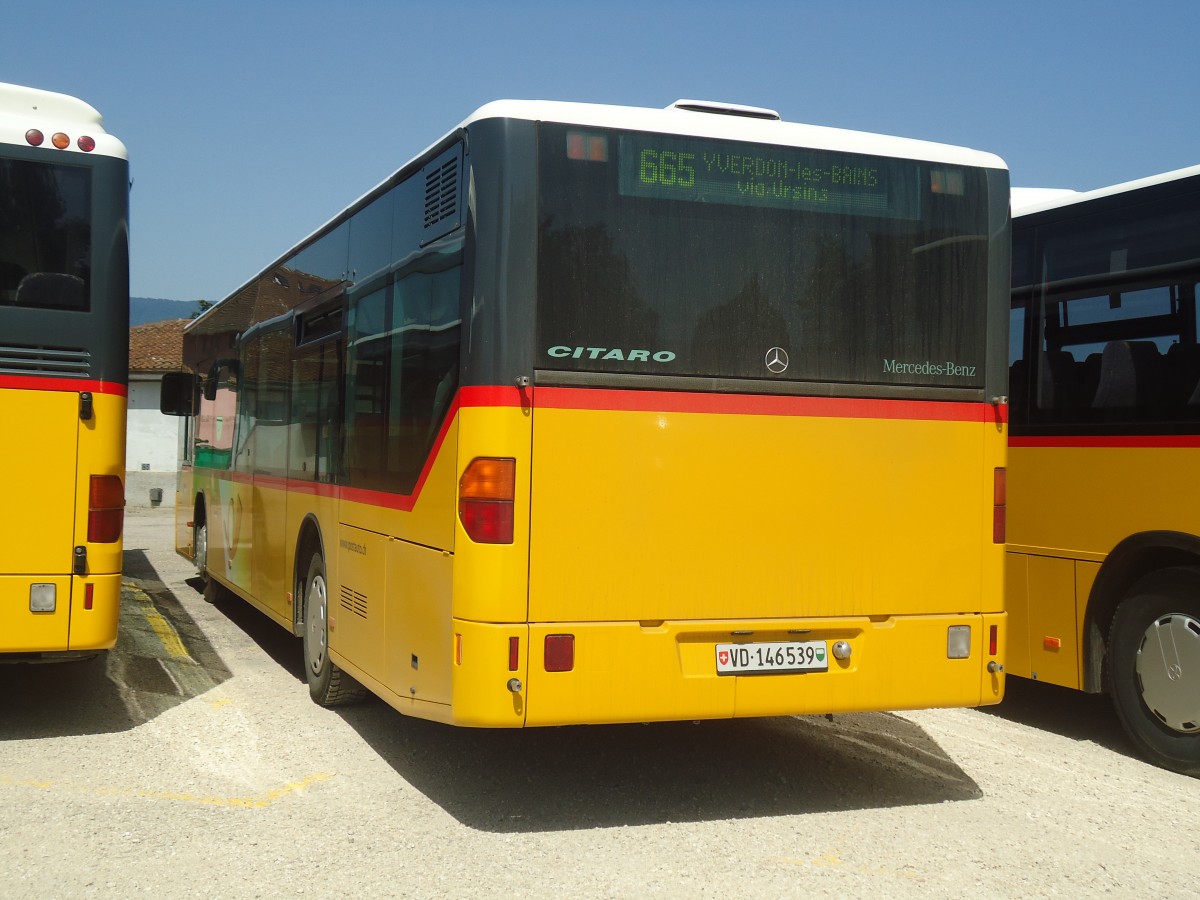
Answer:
(618, 135, 921, 219)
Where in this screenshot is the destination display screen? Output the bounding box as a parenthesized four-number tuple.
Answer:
(617, 134, 922, 220)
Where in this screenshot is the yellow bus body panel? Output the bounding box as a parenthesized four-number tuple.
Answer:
(1007, 444, 1196, 688)
(445, 392, 1005, 726)
(1, 389, 78, 575)
(74, 391, 126, 579)
(0, 387, 124, 654)
(0, 575, 71, 651)
(451, 405, 532, 626)
(529, 403, 1002, 623)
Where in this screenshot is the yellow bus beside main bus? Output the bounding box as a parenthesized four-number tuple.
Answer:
(1009, 166, 1200, 775)
(0, 83, 128, 659)
(163, 99, 1009, 726)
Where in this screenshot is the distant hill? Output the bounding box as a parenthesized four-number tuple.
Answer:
(131, 296, 199, 326)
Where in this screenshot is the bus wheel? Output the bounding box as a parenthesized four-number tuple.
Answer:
(1105, 567, 1200, 776)
(301, 552, 367, 706)
(195, 520, 221, 603)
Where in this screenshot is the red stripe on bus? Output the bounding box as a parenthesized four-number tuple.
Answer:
(1011, 434, 1200, 449)
(200, 385, 1004, 513)
(0, 375, 127, 397)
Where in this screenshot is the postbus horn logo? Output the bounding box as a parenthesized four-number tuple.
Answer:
(765, 347, 789, 374)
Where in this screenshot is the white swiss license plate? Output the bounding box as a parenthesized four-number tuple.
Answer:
(715, 641, 828, 675)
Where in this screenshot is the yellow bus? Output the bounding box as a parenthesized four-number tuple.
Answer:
(163, 99, 1009, 725)
(1008, 165, 1200, 775)
(0, 83, 129, 659)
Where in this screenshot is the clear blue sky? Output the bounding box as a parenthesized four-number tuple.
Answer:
(6, 0, 1198, 305)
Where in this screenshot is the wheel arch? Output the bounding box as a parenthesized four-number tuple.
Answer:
(1084, 530, 1200, 691)
(292, 513, 326, 636)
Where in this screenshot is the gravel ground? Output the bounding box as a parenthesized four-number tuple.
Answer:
(0, 505, 1197, 899)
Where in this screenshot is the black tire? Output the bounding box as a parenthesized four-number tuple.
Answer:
(1105, 566, 1200, 776)
(301, 551, 367, 706)
(195, 520, 222, 604)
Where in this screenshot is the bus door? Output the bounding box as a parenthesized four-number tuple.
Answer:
(0, 387, 80, 650)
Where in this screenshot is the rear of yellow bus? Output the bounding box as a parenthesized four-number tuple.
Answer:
(451, 107, 1008, 725)
(0, 86, 129, 659)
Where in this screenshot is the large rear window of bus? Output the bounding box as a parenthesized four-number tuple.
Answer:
(536, 124, 990, 388)
(0, 158, 91, 311)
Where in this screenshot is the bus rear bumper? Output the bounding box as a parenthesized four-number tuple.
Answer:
(0, 573, 120, 655)
(448, 613, 1006, 727)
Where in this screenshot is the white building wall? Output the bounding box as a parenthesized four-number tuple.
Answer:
(125, 374, 183, 508)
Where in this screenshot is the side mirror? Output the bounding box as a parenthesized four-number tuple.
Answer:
(159, 371, 196, 416)
(203, 358, 240, 401)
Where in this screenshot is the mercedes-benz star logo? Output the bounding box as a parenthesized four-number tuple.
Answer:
(765, 347, 789, 374)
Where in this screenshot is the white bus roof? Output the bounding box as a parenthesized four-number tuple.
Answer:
(1011, 187, 1078, 214)
(458, 99, 1008, 170)
(0, 81, 127, 160)
(1013, 162, 1200, 218)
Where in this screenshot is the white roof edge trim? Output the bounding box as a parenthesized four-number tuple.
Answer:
(0, 81, 127, 160)
(1013, 162, 1200, 218)
(457, 100, 1007, 170)
(1010, 187, 1078, 215)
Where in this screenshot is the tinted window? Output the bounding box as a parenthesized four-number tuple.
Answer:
(290, 337, 342, 484)
(0, 158, 92, 310)
(536, 124, 991, 387)
(344, 248, 462, 495)
(1013, 188, 1200, 431)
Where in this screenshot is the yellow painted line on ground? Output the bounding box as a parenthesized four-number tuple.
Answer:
(123, 582, 193, 662)
(0, 771, 334, 809)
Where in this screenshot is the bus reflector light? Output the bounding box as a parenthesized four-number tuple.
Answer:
(1043, 636, 1062, 651)
(455, 633, 462, 665)
(78, 135, 96, 152)
(84, 583, 94, 610)
(88, 475, 124, 543)
(30, 583, 55, 613)
(545, 634, 574, 672)
(508, 636, 519, 671)
(989, 624, 998, 655)
(25, 129, 44, 147)
(51, 132, 70, 150)
(947, 625, 971, 659)
(993, 467, 1006, 544)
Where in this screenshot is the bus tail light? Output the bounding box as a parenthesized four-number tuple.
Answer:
(993, 467, 1006, 544)
(25, 129, 44, 147)
(87, 475, 124, 543)
(458, 458, 515, 544)
(545, 634, 575, 672)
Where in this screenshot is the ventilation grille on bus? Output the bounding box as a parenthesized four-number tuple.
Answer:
(421, 143, 463, 245)
(424, 157, 458, 229)
(0, 343, 90, 377)
(340, 585, 368, 619)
